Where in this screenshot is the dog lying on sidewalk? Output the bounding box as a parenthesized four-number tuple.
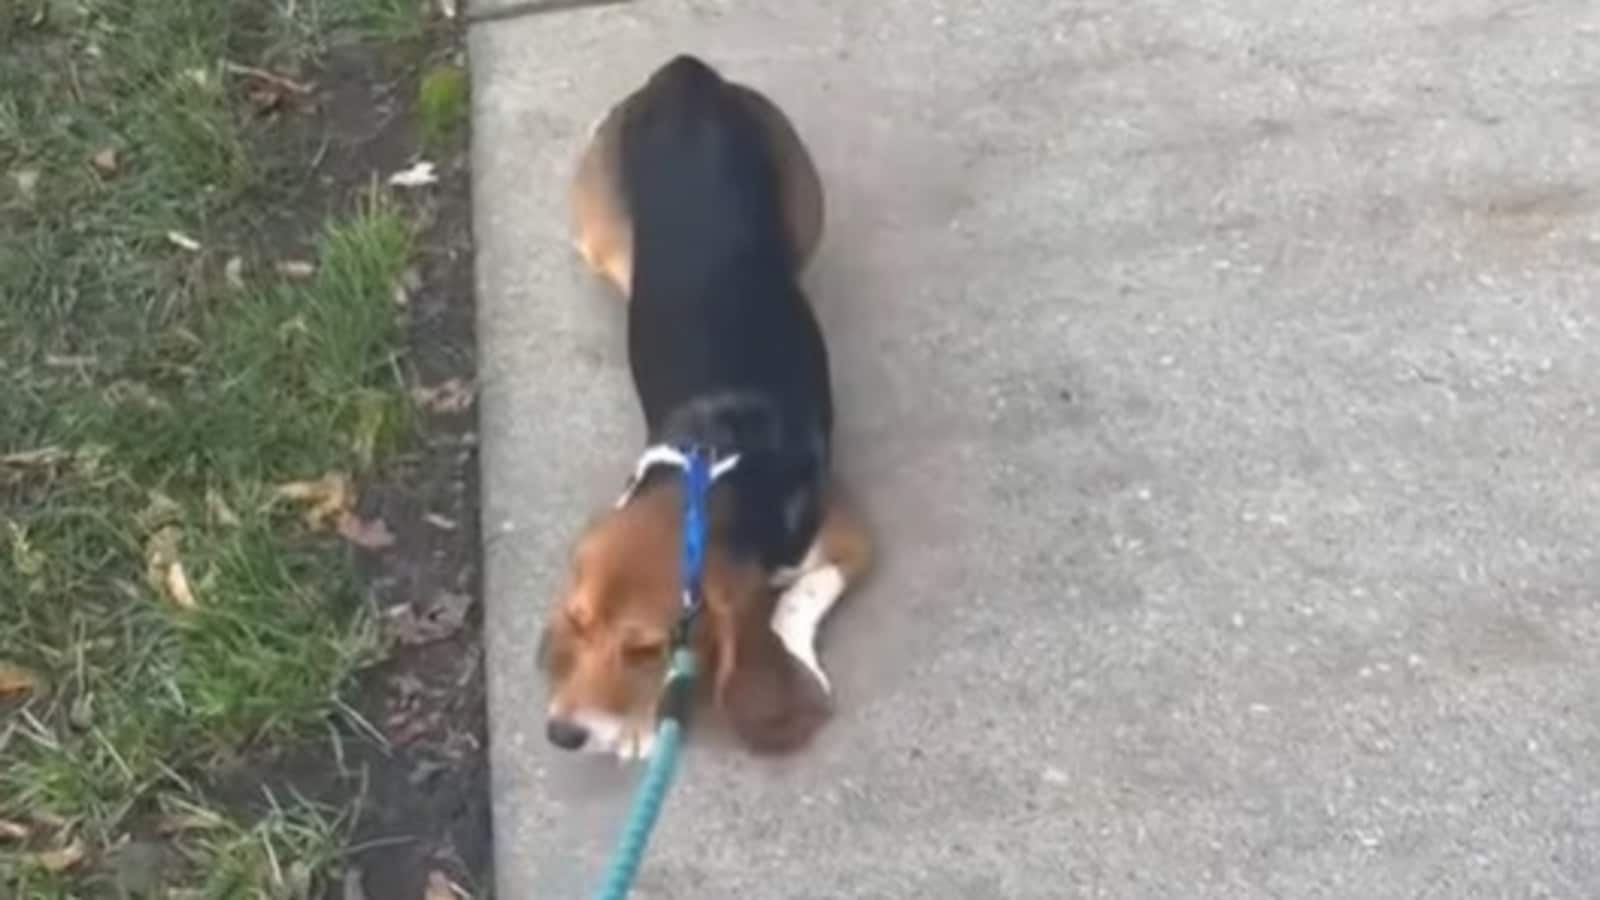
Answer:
(537, 55, 873, 761)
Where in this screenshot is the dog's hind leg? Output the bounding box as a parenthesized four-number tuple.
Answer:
(769, 485, 873, 693)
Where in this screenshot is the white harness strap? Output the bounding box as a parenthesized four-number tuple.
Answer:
(614, 445, 742, 508)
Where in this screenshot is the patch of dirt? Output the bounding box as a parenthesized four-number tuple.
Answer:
(211, 18, 490, 900)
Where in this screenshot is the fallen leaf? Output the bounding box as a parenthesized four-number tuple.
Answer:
(0, 819, 29, 841)
(12, 168, 40, 200)
(166, 230, 202, 252)
(0, 662, 39, 697)
(164, 561, 197, 610)
(336, 512, 395, 549)
(383, 592, 473, 647)
(224, 256, 245, 290)
(423, 512, 457, 531)
(91, 146, 119, 177)
(387, 161, 438, 189)
(276, 471, 353, 529)
(29, 837, 87, 872)
(144, 526, 196, 609)
(424, 870, 462, 900)
(411, 378, 475, 414)
(276, 259, 316, 280)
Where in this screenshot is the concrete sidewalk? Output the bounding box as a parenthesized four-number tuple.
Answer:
(469, 1, 1600, 897)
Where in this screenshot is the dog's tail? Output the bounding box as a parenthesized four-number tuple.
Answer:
(619, 55, 789, 279)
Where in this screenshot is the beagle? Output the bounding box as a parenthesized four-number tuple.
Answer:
(538, 55, 873, 761)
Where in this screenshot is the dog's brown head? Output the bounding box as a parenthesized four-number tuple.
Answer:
(537, 485, 830, 760)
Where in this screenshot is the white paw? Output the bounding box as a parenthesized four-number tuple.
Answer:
(771, 565, 844, 694)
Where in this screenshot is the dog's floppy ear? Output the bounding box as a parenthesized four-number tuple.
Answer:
(701, 558, 832, 754)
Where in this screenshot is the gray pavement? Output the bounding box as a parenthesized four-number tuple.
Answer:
(469, 1, 1600, 896)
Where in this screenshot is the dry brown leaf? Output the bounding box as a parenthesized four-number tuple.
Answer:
(382, 593, 473, 647)
(30, 837, 87, 872)
(336, 512, 395, 550)
(424, 870, 462, 900)
(276, 471, 353, 529)
(411, 378, 475, 414)
(166, 231, 202, 253)
(91, 147, 120, 177)
(0, 819, 30, 841)
(0, 661, 39, 697)
(144, 526, 197, 610)
(164, 561, 197, 610)
(276, 259, 316, 280)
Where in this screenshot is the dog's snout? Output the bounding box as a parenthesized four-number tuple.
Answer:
(545, 717, 590, 750)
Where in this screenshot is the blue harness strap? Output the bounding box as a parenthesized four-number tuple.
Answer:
(674, 448, 711, 642)
(591, 446, 722, 900)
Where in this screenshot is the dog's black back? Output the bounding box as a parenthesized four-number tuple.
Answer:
(620, 55, 831, 568)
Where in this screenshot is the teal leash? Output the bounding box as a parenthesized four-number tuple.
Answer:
(591, 648, 696, 900)
(590, 448, 715, 900)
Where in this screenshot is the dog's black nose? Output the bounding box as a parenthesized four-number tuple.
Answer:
(546, 717, 589, 750)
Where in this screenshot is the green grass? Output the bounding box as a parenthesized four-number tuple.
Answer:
(418, 63, 469, 153)
(1, 0, 426, 895)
